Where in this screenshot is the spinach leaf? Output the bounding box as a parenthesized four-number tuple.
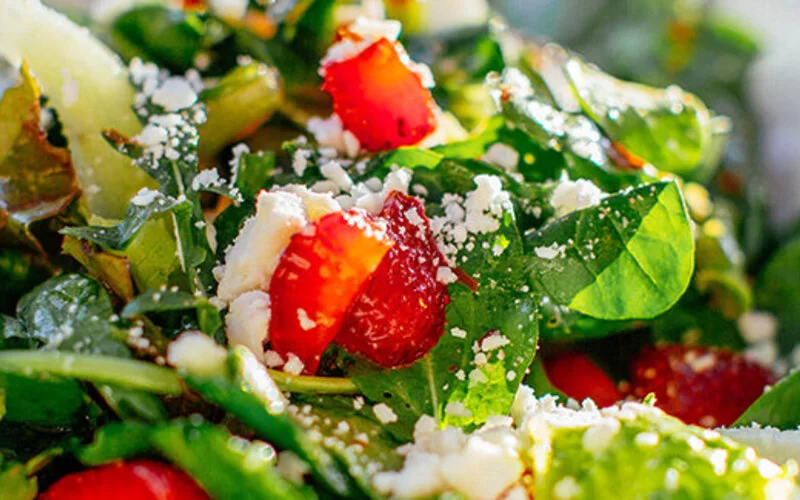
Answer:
(538, 299, 634, 342)
(565, 57, 729, 177)
(350, 189, 538, 439)
(734, 368, 800, 430)
(292, 395, 403, 499)
(122, 288, 223, 337)
(184, 347, 357, 497)
(0, 462, 36, 500)
(61, 236, 135, 302)
(0, 374, 87, 426)
(526, 181, 694, 320)
(78, 421, 155, 466)
(151, 420, 311, 500)
(755, 236, 800, 353)
(16, 274, 127, 356)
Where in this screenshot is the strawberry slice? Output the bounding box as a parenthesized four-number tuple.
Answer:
(627, 343, 776, 427)
(337, 192, 449, 368)
(321, 38, 437, 151)
(542, 351, 621, 408)
(40, 460, 209, 500)
(269, 210, 393, 374)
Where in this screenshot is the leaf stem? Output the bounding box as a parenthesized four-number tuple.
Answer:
(0, 351, 183, 394)
(268, 370, 358, 395)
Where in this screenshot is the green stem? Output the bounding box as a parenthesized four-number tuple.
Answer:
(268, 370, 358, 395)
(0, 351, 183, 395)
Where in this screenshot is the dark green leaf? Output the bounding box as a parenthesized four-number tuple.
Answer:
(526, 181, 694, 320)
(122, 288, 223, 336)
(62, 194, 188, 251)
(77, 421, 155, 466)
(94, 385, 167, 423)
(755, 236, 800, 353)
(0, 374, 86, 426)
(734, 370, 800, 430)
(184, 347, 356, 497)
(151, 419, 311, 500)
(232, 151, 275, 199)
(0, 314, 33, 350)
(538, 300, 634, 342)
(16, 274, 127, 356)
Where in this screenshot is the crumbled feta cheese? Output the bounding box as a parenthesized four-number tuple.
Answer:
(209, 0, 248, 19)
(482, 143, 520, 171)
(320, 161, 354, 192)
(167, 331, 227, 375)
(373, 403, 399, 424)
(216, 191, 307, 302)
(229, 142, 250, 176)
(225, 291, 271, 362)
(534, 242, 567, 260)
(445, 401, 473, 419)
(550, 177, 605, 217)
(582, 418, 621, 454)
(284, 353, 305, 375)
(192, 168, 222, 191)
(553, 476, 581, 499)
(276, 450, 311, 485)
(151, 76, 198, 112)
(450, 327, 468, 339)
(130, 187, 160, 207)
(721, 426, 800, 465)
(436, 266, 458, 285)
(297, 308, 317, 331)
(464, 175, 512, 234)
(276, 185, 341, 221)
(292, 148, 312, 176)
(744, 340, 779, 369)
(307, 114, 362, 158)
(738, 311, 778, 344)
(320, 17, 402, 68)
(264, 350, 284, 368)
(440, 435, 524, 500)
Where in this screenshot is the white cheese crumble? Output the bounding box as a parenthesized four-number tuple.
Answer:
(284, 353, 305, 376)
(216, 191, 307, 302)
(130, 187, 160, 207)
(436, 266, 458, 285)
(276, 185, 342, 221)
(264, 350, 284, 368)
(167, 331, 227, 375)
(373, 403, 399, 424)
(150, 76, 198, 112)
(550, 177, 606, 217)
(320, 17, 402, 68)
(482, 143, 520, 171)
(721, 426, 800, 465)
(450, 327, 468, 339)
(738, 311, 778, 344)
(276, 450, 311, 485)
(209, 0, 248, 19)
(225, 291, 271, 362)
(307, 114, 362, 158)
(297, 308, 317, 331)
(534, 242, 567, 260)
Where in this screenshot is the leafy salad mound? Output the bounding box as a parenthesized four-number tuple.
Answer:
(1, 0, 800, 498)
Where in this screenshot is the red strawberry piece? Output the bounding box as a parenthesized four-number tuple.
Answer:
(269, 210, 393, 374)
(337, 191, 450, 368)
(542, 351, 621, 408)
(321, 38, 438, 151)
(627, 343, 776, 427)
(40, 460, 209, 500)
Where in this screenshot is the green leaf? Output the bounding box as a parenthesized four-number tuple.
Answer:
(122, 288, 223, 336)
(62, 194, 189, 251)
(538, 300, 634, 342)
(151, 419, 311, 500)
(183, 347, 356, 497)
(16, 274, 127, 356)
(110, 6, 205, 72)
(564, 57, 727, 176)
(0, 462, 37, 500)
(0, 373, 86, 426)
(0, 314, 33, 350)
(526, 181, 694, 320)
(289, 395, 403, 499)
(351, 187, 538, 439)
(77, 421, 155, 466)
(62, 236, 136, 302)
(734, 370, 800, 430)
(232, 150, 276, 199)
(198, 63, 283, 159)
(94, 384, 167, 423)
(755, 236, 800, 353)
(529, 402, 796, 499)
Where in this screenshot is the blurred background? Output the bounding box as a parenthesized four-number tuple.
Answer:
(499, 0, 800, 232)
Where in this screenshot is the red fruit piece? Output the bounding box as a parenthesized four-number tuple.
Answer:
(322, 38, 437, 151)
(269, 210, 393, 374)
(542, 351, 621, 408)
(337, 191, 449, 368)
(40, 460, 209, 500)
(628, 343, 776, 427)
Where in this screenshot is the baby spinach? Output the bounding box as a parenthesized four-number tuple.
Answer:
(526, 181, 694, 320)
(0, 462, 37, 500)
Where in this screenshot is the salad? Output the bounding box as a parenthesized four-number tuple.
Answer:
(1, 0, 800, 498)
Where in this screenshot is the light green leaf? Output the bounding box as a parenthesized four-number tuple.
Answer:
(734, 369, 800, 430)
(526, 181, 694, 320)
(565, 57, 728, 176)
(0, 462, 36, 500)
